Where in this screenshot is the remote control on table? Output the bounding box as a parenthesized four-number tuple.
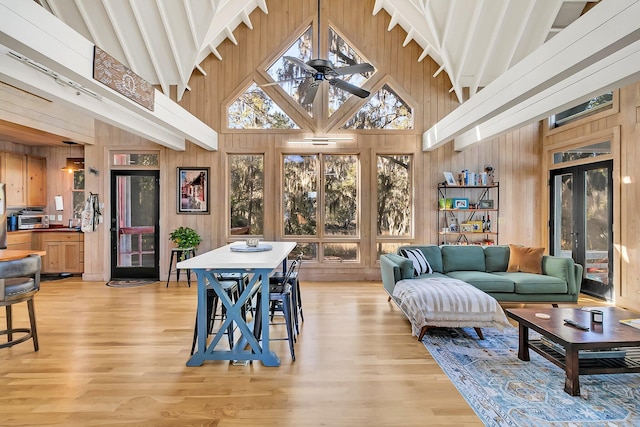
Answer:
(563, 318, 589, 331)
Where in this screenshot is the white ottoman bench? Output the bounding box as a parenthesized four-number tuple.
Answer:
(391, 276, 511, 340)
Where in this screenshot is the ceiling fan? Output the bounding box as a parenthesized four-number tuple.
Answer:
(271, 0, 374, 105)
(283, 56, 373, 104)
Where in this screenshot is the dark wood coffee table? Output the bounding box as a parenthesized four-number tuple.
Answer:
(506, 306, 640, 396)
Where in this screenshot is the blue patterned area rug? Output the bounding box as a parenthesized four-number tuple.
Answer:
(422, 327, 640, 427)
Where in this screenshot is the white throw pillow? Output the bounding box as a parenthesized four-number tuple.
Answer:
(399, 248, 433, 276)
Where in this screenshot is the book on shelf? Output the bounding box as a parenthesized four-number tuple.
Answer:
(539, 336, 626, 359)
(619, 318, 640, 330)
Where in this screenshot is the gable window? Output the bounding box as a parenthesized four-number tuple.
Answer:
(229, 154, 264, 236)
(344, 84, 413, 129)
(228, 83, 299, 129)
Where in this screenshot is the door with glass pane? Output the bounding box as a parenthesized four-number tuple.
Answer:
(550, 160, 613, 300)
(110, 170, 160, 279)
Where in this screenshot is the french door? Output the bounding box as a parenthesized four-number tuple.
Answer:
(110, 170, 160, 279)
(549, 160, 613, 300)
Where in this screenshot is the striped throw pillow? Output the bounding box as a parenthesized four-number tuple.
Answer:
(399, 248, 433, 276)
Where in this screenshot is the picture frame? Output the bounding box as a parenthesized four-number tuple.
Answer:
(478, 199, 494, 209)
(448, 217, 459, 232)
(469, 221, 483, 232)
(443, 171, 457, 186)
(453, 198, 469, 209)
(460, 223, 473, 233)
(177, 167, 210, 214)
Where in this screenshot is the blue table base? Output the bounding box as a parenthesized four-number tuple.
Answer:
(186, 268, 280, 367)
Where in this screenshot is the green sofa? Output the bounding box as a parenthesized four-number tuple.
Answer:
(381, 245, 583, 304)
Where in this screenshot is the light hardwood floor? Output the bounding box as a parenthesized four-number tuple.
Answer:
(0, 278, 605, 426)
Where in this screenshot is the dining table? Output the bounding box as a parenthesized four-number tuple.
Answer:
(177, 241, 296, 367)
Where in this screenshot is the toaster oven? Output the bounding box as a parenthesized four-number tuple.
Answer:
(17, 213, 49, 229)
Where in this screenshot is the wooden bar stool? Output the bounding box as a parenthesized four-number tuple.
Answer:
(166, 247, 196, 287)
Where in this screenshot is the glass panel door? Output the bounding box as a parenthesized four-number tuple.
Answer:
(110, 170, 159, 279)
(550, 160, 613, 300)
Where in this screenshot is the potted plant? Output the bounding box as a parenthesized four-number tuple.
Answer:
(169, 226, 202, 251)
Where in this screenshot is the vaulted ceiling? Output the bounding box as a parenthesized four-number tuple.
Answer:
(34, 0, 593, 104)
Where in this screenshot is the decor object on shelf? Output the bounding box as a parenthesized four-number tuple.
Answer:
(453, 198, 468, 209)
(443, 171, 457, 186)
(460, 223, 473, 233)
(177, 167, 209, 214)
(478, 199, 494, 209)
(169, 226, 202, 252)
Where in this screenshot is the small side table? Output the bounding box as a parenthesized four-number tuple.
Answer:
(167, 247, 196, 287)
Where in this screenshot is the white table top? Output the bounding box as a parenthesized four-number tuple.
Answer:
(176, 241, 297, 270)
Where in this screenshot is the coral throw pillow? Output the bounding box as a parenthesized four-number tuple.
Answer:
(507, 244, 544, 274)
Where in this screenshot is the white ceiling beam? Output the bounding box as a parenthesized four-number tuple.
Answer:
(100, 0, 139, 73)
(423, 0, 640, 151)
(0, 0, 218, 150)
(183, 0, 200, 48)
(155, 0, 188, 88)
(225, 26, 238, 45)
(129, 1, 170, 95)
(209, 44, 222, 60)
(469, 1, 508, 97)
(402, 28, 414, 47)
(387, 11, 399, 31)
(454, 0, 483, 89)
(255, 0, 268, 14)
(500, 0, 535, 78)
(454, 38, 640, 151)
(417, 45, 431, 62)
(434, 0, 462, 102)
(241, 10, 253, 30)
(72, 0, 100, 46)
(372, 0, 384, 16)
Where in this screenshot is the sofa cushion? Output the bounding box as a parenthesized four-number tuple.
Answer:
(399, 248, 433, 275)
(398, 245, 443, 273)
(493, 272, 568, 294)
(484, 246, 510, 272)
(507, 244, 544, 274)
(442, 245, 486, 273)
(385, 253, 415, 280)
(446, 271, 515, 293)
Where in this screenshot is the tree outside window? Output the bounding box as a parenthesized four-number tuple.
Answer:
(376, 154, 412, 257)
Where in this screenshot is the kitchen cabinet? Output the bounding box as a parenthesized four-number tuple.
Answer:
(27, 155, 47, 207)
(0, 152, 47, 208)
(2, 152, 27, 207)
(33, 231, 84, 274)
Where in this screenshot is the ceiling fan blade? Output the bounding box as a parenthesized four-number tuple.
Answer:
(330, 78, 370, 98)
(334, 63, 374, 76)
(259, 77, 306, 87)
(302, 81, 321, 104)
(283, 56, 317, 75)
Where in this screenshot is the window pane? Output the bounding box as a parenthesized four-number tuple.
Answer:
(328, 27, 373, 115)
(113, 153, 158, 166)
(377, 155, 412, 236)
(73, 170, 85, 190)
(266, 27, 314, 115)
(229, 154, 264, 235)
(376, 242, 404, 260)
(553, 92, 613, 127)
(284, 155, 318, 235)
(584, 168, 610, 285)
(553, 141, 611, 164)
(72, 190, 85, 219)
(324, 155, 358, 236)
(228, 83, 299, 129)
(343, 84, 413, 129)
(290, 242, 317, 262)
(323, 243, 358, 262)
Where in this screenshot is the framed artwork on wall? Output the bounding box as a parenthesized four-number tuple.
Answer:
(177, 167, 209, 214)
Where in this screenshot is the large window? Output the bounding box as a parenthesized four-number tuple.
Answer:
(229, 154, 264, 235)
(376, 154, 412, 258)
(283, 154, 359, 262)
(551, 92, 613, 128)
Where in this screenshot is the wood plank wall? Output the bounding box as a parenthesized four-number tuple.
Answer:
(75, 0, 543, 282)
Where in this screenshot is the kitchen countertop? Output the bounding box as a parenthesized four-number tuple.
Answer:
(8, 227, 82, 233)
